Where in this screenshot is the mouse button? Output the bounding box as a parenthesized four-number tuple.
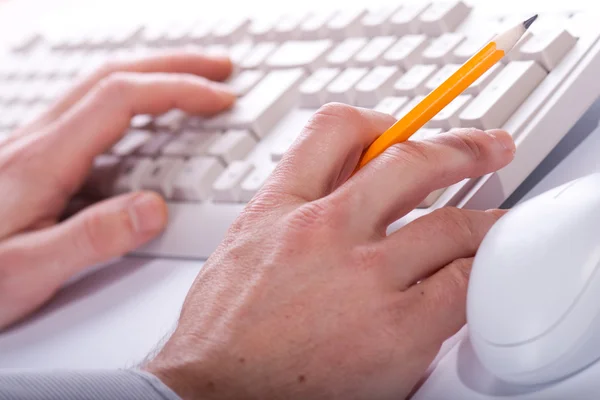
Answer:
(467, 204, 600, 345)
(553, 173, 600, 201)
(474, 254, 600, 383)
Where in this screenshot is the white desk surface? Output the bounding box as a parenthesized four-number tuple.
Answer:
(2, 0, 600, 399)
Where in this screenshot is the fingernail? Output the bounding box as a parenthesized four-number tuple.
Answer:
(486, 129, 516, 154)
(485, 208, 508, 219)
(129, 192, 168, 234)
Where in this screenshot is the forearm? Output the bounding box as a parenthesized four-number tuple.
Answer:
(0, 369, 181, 400)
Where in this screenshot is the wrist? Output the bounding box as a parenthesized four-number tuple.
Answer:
(142, 336, 248, 400)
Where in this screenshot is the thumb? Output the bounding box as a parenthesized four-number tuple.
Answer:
(0, 191, 167, 329)
(49, 191, 168, 275)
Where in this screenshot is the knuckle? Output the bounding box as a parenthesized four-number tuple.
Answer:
(429, 258, 472, 308)
(96, 72, 135, 99)
(79, 209, 134, 259)
(96, 60, 122, 77)
(308, 102, 363, 132)
(350, 243, 388, 271)
(380, 141, 434, 168)
(445, 258, 473, 290)
(80, 212, 109, 258)
(285, 198, 347, 232)
(430, 207, 476, 248)
(445, 128, 487, 162)
(316, 102, 362, 121)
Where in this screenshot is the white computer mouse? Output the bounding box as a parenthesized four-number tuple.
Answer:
(467, 172, 600, 385)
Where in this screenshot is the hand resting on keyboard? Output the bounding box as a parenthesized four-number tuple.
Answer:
(0, 50, 236, 328)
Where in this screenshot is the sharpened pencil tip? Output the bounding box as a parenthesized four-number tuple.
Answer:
(523, 14, 538, 30)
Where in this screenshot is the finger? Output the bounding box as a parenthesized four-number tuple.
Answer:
(18, 50, 233, 134)
(2, 191, 166, 286)
(385, 208, 505, 289)
(266, 103, 396, 202)
(42, 72, 236, 189)
(0, 191, 167, 329)
(405, 257, 474, 348)
(336, 128, 515, 230)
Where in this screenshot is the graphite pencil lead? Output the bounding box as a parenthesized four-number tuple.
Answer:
(523, 14, 538, 30)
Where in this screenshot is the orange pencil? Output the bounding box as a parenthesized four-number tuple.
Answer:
(355, 14, 538, 171)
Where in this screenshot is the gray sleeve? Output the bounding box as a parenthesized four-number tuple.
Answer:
(0, 369, 182, 400)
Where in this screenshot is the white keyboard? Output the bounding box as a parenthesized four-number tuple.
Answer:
(2, 1, 600, 260)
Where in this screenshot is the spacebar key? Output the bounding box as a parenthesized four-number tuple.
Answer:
(131, 202, 246, 259)
(203, 68, 306, 138)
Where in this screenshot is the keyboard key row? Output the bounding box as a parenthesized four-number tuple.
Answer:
(370, 60, 548, 130)
(0, 57, 551, 139)
(143, 1, 470, 46)
(84, 154, 276, 204)
(0, 26, 576, 85)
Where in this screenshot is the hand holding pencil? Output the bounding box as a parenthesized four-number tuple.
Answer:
(355, 15, 538, 172)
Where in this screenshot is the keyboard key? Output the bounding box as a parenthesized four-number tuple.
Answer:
(373, 96, 409, 115)
(382, 34, 428, 69)
(247, 16, 278, 41)
(239, 162, 277, 202)
(300, 11, 337, 39)
(270, 129, 301, 161)
(204, 45, 229, 57)
(20, 103, 46, 126)
(130, 114, 154, 130)
(137, 132, 175, 156)
(326, 38, 368, 67)
(393, 64, 438, 96)
(273, 14, 309, 40)
(212, 161, 255, 202)
(229, 42, 254, 65)
(299, 67, 340, 108)
(452, 32, 495, 63)
(419, 1, 471, 36)
(240, 42, 278, 70)
(154, 109, 187, 131)
(188, 21, 216, 43)
(465, 64, 503, 95)
(159, 21, 193, 46)
(204, 68, 306, 137)
(211, 17, 249, 44)
(111, 130, 152, 156)
(327, 8, 367, 39)
(141, 157, 185, 198)
(389, 2, 430, 35)
(325, 67, 369, 104)
(424, 64, 461, 93)
(428, 94, 472, 129)
(353, 36, 397, 66)
(355, 66, 402, 107)
(18, 82, 41, 103)
(207, 129, 257, 164)
(162, 131, 220, 157)
(113, 157, 153, 194)
(83, 155, 122, 197)
(422, 32, 465, 64)
(172, 157, 225, 201)
(227, 70, 265, 97)
(265, 40, 332, 70)
(361, 5, 400, 36)
(519, 28, 577, 71)
(459, 61, 547, 130)
(395, 95, 426, 120)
